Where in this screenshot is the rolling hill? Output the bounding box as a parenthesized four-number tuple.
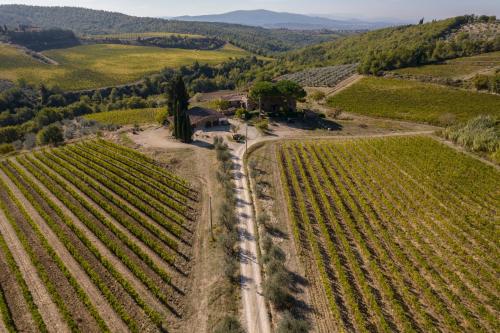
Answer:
(0, 5, 344, 55)
(174, 9, 395, 30)
(281, 15, 500, 74)
(0, 43, 249, 90)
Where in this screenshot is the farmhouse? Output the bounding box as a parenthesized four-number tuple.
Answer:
(170, 106, 226, 130)
(257, 95, 297, 114)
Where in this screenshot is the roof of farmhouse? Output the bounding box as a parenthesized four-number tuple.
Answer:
(169, 106, 225, 126)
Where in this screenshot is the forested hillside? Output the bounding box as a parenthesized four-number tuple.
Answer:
(0, 4, 344, 55)
(282, 15, 500, 74)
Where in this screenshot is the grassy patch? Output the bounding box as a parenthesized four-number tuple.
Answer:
(393, 51, 500, 79)
(84, 108, 163, 126)
(0, 43, 249, 90)
(327, 77, 500, 125)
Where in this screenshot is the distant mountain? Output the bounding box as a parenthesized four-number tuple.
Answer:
(0, 5, 345, 55)
(174, 10, 396, 30)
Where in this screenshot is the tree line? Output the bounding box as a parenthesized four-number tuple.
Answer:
(0, 4, 342, 55)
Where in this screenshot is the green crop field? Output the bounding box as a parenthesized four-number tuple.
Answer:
(0, 139, 197, 332)
(278, 136, 499, 333)
(0, 43, 249, 90)
(327, 77, 500, 125)
(393, 51, 500, 79)
(85, 108, 163, 126)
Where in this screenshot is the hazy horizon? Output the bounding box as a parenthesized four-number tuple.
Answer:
(0, 0, 499, 21)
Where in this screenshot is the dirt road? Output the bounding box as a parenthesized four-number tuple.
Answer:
(233, 140, 271, 333)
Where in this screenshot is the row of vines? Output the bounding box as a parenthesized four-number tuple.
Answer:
(277, 136, 499, 333)
(0, 139, 197, 332)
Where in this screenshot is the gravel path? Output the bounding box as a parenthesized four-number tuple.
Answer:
(234, 142, 271, 333)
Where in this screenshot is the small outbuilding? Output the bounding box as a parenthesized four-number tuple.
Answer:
(170, 107, 226, 130)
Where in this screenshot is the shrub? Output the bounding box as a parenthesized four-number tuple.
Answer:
(473, 74, 490, 91)
(213, 316, 245, 333)
(263, 271, 292, 309)
(276, 311, 310, 333)
(309, 90, 326, 102)
(257, 211, 270, 227)
(255, 119, 269, 133)
(263, 245, 286, 264)
(46, 94, 66, 107)
(0, 125, 21, 144)
(223, 256, 238, 283)
(155, 109, 169, 125)
(34, 108, 63, 128)
(37, 125, 64, 146)
(235, 108, 249, 119)
(0, 143, 14, 155)
(441, 115, 499, 153)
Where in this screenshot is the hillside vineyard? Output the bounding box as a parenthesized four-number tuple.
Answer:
(0, 140, 197, 332)
(278, 137, 499, 332)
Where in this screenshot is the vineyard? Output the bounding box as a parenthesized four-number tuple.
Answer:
(0, 43, 250, 90)
(277, 64, 358, 87)
(392, 51, 500, 79)
(84, 108, 164, 126)
(278, 136, 499, 333)
(327, 76, 500, 125)
(0, 139, 197, 332)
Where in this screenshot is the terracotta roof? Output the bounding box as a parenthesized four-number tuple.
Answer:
(169, 107, 224, 125)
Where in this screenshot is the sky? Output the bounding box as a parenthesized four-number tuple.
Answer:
(0, 0, 499, 20)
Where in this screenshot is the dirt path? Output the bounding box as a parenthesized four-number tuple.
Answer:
(325, 74, 363, 97)
(0, 169, 129, 333)
(234, 142, 272, 333)
(0, 175, 69, 333)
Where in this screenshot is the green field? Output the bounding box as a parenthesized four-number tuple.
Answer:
(0, 43, 249, 90)
(85, 108, 163, 126)
(393, 51, 500, 79)
(327, 77, 500, 125)
(278, 136, 499, 332)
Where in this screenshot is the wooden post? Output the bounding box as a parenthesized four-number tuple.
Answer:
(209, 196, 214, 241)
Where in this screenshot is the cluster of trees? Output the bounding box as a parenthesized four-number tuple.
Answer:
(138, 35, 225, 50)
(279, 15, 500, 75)
(86, 35, 226, 50)
(0, 4, 341, 55)
(249, 80, 306, 113)
(4, 28, 80, 51)
(0, 56, 268, 146)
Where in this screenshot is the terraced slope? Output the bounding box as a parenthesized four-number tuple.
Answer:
(278, 136, 499, 333)
(0, 139, 198, 332)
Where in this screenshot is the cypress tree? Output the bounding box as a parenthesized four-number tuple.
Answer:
(167, 75, 192, 143)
